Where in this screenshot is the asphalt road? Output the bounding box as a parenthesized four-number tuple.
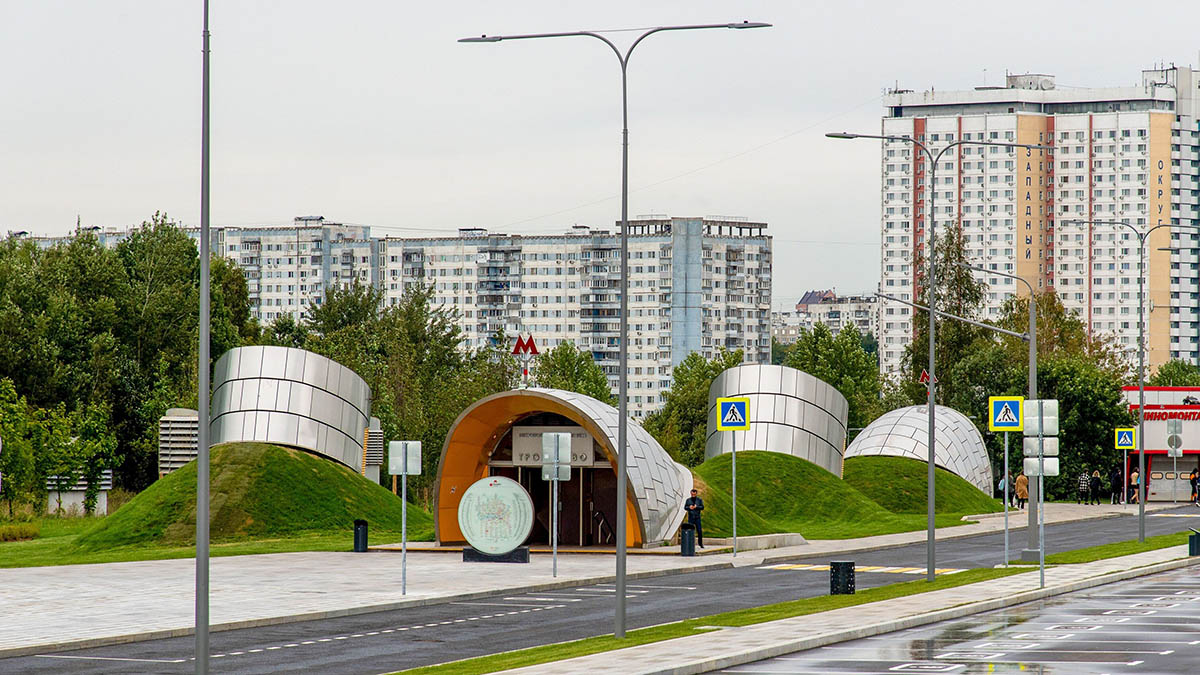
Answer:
(726, 565, 1200, 674)
(2, 506, 1196, 675)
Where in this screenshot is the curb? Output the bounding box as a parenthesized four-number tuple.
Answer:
(0, 559, 735, 660)
(640, 554, 1200, 675)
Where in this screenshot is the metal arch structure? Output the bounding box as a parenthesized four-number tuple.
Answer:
(434, 388, 692, 548)
(210, 346, 372, 470)
(844, 404, 994, 495)
(705, 364, 849, 476)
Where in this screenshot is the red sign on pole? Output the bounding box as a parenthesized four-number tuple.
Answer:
(919, 369, 939, 385)
(512, 335, 540, 356)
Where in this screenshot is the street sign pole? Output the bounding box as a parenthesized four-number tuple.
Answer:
(402, 442, 408, 596)
(1038, 399, 1045, 589)
(553, 443, 559, 578)
(1003, 431, 1009, 567)
(732, 430, 737, 557)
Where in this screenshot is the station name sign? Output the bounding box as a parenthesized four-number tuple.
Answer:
(1130, 410, 1200, 421)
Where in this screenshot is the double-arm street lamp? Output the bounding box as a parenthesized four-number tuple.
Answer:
(461, 20, 770, 639)
(1063, 218, 1200, 542)
(828, 131, 1052, 581)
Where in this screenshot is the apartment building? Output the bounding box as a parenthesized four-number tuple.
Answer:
(878, 67, 1200, 375)
(377, 216, 772, 417)
(25, 215, 771, 417)
(772, 290, 878, 345)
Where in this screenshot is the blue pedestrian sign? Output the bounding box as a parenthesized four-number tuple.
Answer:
(1115, 428, 1136, 450)
(716, 397, 750, 431)
(988, 396, 1024, 432)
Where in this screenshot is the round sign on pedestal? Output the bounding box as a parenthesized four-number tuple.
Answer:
(457, 476, 534, 555)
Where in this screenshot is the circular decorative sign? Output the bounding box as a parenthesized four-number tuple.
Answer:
(457, 476, 535, 555)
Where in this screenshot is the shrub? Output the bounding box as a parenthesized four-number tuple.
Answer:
(0, 522, 39, 542)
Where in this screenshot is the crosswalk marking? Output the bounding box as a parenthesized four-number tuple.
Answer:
(759, 563, 966, 576)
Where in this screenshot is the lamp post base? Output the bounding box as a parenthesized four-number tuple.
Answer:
(1019, 548, 1040, 562)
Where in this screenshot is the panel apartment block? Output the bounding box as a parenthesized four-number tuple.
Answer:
(878, 67, 1200, 376)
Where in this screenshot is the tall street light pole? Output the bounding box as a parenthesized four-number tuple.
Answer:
(196, 0, 212, 672)
(828, 132, 1051, 581)
(1064, 218, 1200, 542)
(461, 20, 770, 639)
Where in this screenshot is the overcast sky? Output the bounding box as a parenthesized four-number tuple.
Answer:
(4, 1, 1200, 308)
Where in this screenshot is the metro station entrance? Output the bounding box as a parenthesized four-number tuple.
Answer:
(485, 412, 619, 546)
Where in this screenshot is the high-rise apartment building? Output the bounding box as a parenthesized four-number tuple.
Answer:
(878, 67, 1200, 375)
(24, 215, 771, 417)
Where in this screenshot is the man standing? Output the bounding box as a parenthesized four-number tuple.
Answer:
(1076, 470, 1090, 504)
(1190, 468, 1198, 507)
(684, 488, 704, 548)
(1109, 465, 1124, 505)
(1015, 472, 1029, 510)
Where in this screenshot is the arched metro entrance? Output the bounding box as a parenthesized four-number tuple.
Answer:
(434, 388, 690, 548)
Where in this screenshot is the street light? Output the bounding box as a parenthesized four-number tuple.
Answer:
(461, 20, 771, 639)
(196, 1, 212, 673)
(829, 131, 1053, 581)
(1064, 218, 1200, 541)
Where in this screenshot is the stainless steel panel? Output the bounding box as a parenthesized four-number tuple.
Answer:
(260, 347, 286, 380)
(760, 365, 782, 395)
(257, 378, 279, 410)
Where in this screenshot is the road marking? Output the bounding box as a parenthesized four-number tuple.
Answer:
(625, 584, 698, 590)
(760, 563, 966, 576)
(35, 655, 188, 664)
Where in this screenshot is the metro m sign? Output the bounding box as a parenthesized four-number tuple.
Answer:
(512, 334, 539, 356)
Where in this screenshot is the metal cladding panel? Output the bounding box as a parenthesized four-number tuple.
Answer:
(706, 364, 848, 476)
(844, 405, 993, 494)
(210, 346, 371, 471)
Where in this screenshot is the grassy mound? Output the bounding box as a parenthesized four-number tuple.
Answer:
(74, 442, 432, 551)
(693, 451, 969, 540)
(843, 456, 1002, 515)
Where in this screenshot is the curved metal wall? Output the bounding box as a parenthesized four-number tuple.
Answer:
(843, 404, 993, 494)
(705, 364, 849, 476)
(210, 346, 371, 470)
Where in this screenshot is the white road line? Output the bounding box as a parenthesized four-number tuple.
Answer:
(34, 655, 188, 664)
(456, 601, 558, 607)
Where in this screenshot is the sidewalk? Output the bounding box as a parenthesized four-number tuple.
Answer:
(0, 501, 1182, 659)
(506, 545, 1200, 675)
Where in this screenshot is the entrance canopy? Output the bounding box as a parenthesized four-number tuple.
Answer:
(434, 388, 691, 548)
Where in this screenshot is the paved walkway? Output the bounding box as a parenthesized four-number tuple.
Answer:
(507, 545, 1200, 674)
(0, 501, 1181, 658)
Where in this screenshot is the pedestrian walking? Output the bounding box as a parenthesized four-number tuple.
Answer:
(1190, 468, 1199, 506)
(1089, 470, 1102, 505)
(1076, 470, 1090, 504)
(1015, 472, 1029, 510)
(997, 474, 1008, 505)
(683, 488, 704, 548)
(1109, 466, 1124, 505)
(1130, 468, 1141, 504)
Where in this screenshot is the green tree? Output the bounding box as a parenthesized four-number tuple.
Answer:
(643, 350, 743, 467)
(262, 313, 310, 349)
(1148, 359, 1200, 387)
(0, 379, 37, 516)
(532, 341, 614, 404)
(770, 337, 792, 365)
(305, 279, 384, 337)
(785, 323, 882, 432)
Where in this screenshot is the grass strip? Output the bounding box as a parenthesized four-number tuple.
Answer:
(1042, 531, 1190, 564)
(392, 566, 1027, 675)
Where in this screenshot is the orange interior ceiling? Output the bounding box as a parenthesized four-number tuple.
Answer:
(434, 391, 644, 548)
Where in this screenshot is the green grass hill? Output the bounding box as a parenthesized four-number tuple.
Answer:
(842, 456, 1001, 515)
(74, 442, 433, 551)
(692, 451, 986, 540)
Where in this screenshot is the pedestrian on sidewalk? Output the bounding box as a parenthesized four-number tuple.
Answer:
(1015, 472, 1029, 510)
(1190, 468, 1198, 506)
(997, 474, 1008, 505)
(684, 488, 704, 548)
(1130, 468, 1140, 504)
(1089, 470, 1102, 505)
(1076, 470, 1090, 504)
(1109, 466, 1124, 505)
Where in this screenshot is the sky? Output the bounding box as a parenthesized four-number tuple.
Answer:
(4, 1, 1200, 309)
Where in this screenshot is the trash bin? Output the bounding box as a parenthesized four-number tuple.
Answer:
(680, 523, 696, 557)
(354, 519, 368, 553)
(830, 560, 855, 595)
(1189, 528, 1200, 557)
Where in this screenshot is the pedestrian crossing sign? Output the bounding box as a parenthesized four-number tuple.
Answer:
(988, 396, 1024, 432)
(716, 397, 751, 431)
(1115, 428, 1136, 450)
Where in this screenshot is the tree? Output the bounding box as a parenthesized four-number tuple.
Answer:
(995, 290, 1128, 379)
(0, 379, 37, 516)
(532, 341, 614, 404)
(1148, 359, 1200, 387)
(642, 350, 743, 467)
(770, 337, 792, 365)
(305, 279, 384, 337)
(784, 323, 882, 432)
